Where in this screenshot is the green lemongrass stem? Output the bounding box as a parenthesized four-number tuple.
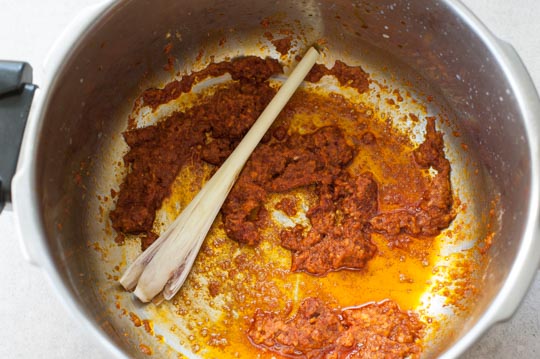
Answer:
(126, 47, 320, 303)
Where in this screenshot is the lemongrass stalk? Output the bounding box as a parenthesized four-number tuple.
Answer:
(125, 47, 320, 303)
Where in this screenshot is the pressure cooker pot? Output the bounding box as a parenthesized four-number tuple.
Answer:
(1, 0, 539, 358)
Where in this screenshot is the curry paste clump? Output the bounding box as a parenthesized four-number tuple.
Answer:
(248, 298, 424, 359)
(222, 127, 378, 275)
(110, 56, 282, 244)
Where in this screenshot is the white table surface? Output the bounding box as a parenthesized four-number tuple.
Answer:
(0, 0, 539, 358)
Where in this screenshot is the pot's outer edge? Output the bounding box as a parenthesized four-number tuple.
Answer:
(11, 1, 130, 358)
(437, 1, 540, 358)
(10, 0, 540, 358)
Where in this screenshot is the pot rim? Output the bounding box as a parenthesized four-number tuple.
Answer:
(436, 1, 540, 357)
(12, 1, 129, 358)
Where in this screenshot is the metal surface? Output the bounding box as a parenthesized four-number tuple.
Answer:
(0, 61, 36, 212)
(0, 61, 32, 94)
(10, 0, 540, 358)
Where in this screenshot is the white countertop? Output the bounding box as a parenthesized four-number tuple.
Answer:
(0, 0, 539, 358)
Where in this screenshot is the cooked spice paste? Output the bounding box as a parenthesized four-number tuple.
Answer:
(111, 55, 455, 358)
(248, 298, 424, 359)
(110, 57, 282, 243)
(222, 127, 379, 275)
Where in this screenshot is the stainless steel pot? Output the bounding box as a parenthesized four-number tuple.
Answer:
(2, 0, 539, 358)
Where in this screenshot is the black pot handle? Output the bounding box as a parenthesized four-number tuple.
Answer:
(0, 61, 37, 213)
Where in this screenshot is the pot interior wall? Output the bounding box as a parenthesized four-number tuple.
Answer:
(34, 0, 531, 357)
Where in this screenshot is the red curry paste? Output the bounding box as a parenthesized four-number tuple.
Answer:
(248, 298, 424, 359)
(110, 54, 455, 358)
